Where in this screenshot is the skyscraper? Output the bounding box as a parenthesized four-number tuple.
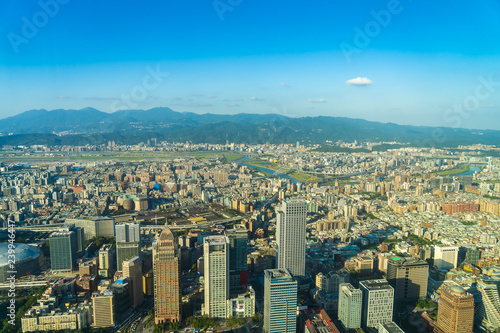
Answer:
(387, 256, 428, 301)
(62, 223, 85, 253)
(338, 283, 362, 330)
(122, 256, 144, 309)
(116, 242, 140, 271)
(226, 225, 248, 289)
(476, 279, 500, 331)
(202, 235, 229, 318)
(276, 199, 307, 278)
(153, 228, 181, 324)
(116, 223, 141, 271)
(115, 223, 141, 243)
(263, 268, 298, 333)
(359, 279, 394, 331)
(436, 284, 474, 333)
(49, 229, 77, 271)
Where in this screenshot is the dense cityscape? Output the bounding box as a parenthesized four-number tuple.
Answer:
(0, 140, 499, 333)
(2, 1, 500, 333)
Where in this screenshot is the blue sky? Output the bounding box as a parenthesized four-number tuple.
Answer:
(1, 0, 500, 129)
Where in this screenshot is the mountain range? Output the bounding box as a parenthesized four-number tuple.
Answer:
(0, 107, 499, 148)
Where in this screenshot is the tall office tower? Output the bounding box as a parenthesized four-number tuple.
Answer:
(49, 229, 77, 271)
(115, 223, 141, 243)
(122, 256, 144, 309)
(116, 242, 140, 272)
(226, 225, 248, 289)
(116, 223, 141, 271)
(92, 291, 115, 328)
(263, 269, 298, 333)
(476, 279, 500, 331)
(99, 244, 116, 277)
(338, 283, 362, 330)
(276, 199, 307, 278)
(436, 285, 474, 333)
(386, 256, 429, 301)
(433, 246, 459, 269)
(61, 224, 85, 253)
(153, 228, 181, 324)
(359, 279, 394, 331)
(111, 280, 131, 323)
(203, 235, 230, 318)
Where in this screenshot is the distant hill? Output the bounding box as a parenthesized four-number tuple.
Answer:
(0, 107, 499, 147)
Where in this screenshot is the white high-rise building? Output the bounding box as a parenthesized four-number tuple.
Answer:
(433, 245, 458, 269)
(477, 279, 500, 331)
(115, 223, 140, 243)
(263, 269, 297, 333)
(203, 235, 229, 318)
(276, 199, 307, 277)
(338, 283, 362, 330)
(359, 279, 394, 331)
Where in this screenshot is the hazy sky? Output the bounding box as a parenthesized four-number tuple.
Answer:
(1, 0, 500, 129)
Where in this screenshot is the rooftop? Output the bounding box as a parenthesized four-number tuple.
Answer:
(379, 321, 405, 333)
(360, 279, 393, 291)
(265, 268, 295, 281)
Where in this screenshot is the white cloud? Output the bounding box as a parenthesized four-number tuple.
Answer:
(280, 82, 290, 87)
(250, 96, 264, 101)
(308, 98, 327, 103)
(346, 77, 373, 86)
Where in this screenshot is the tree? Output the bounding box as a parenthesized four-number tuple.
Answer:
(169, 322, 181, 331)
(153, 323, 166, 333)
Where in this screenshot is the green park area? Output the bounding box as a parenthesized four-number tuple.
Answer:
(433, 163, 469, 176)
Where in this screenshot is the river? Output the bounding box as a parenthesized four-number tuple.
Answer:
(453, 164, 481, 177)
(235, 156, 301, 183)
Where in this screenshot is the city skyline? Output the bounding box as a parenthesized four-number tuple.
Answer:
(1, 1, 500, 129)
